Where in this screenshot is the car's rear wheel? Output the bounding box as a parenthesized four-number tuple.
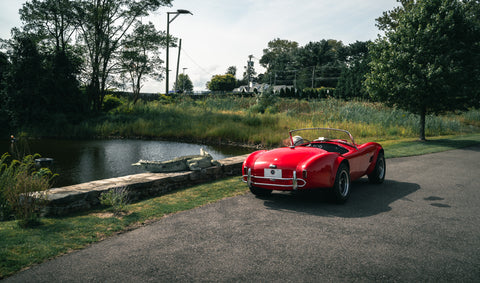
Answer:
(249, 186, 272, 197)
(368, 152, 386, 184)
(332, 163, 350, 204)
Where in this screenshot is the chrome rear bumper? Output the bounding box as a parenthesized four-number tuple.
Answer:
(242, 168, 306, 190)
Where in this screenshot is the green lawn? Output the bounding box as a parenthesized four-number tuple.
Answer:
(382, 133, 480, 158)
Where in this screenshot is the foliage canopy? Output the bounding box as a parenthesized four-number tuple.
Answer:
(365, 0, 480, 140)
(206, 74, 236, 92)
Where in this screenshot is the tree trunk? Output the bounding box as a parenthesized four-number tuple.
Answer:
(419, 106, 426, 141)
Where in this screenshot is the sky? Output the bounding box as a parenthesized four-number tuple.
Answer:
(0, 0, 399, 93)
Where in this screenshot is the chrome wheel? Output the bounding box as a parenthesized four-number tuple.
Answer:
(333, 163, 351, 204)
(377, 157, 385, 180)
(368, 152, 386, 184)
(338, 170, 350, 197)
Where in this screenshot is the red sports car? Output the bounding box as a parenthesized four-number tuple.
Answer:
(242, 128, 385, 203)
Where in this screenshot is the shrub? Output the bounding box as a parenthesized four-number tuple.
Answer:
(301, 87, 335, 99)
(249, 86, 278, 114)
(99, 187, 129, 216)
(0, 153, 53, 227)
(102, 94, 124, 112)
(461, 108, 480, 127)
(0, 153, 13, 220)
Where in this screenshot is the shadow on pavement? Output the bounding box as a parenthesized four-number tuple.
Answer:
(425, 140, 480, 151)
(259, 178, 420, 218)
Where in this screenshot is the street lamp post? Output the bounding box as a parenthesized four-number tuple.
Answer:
(166, 9, 192, 95)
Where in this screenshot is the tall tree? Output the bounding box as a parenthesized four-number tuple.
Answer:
(3, 32, 45, 128)
(365, 0, 480, 141)
(336, 41, 371, 100)
(243, 55, 256, 86)
(19, 0, 77, 52)
(173, 73, 193, 93)
(0, 52, 11, 135)
(74, 0, 171, 111)
(119, 22, 167, 104)
(260, 38, 298, 85)
(295, 39, 344, 89)
(18, 0, 85, 122)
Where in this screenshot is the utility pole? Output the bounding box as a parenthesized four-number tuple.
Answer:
(247, 55, 254, 88)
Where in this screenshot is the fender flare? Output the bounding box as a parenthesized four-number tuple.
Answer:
(366, 146, 384, 176)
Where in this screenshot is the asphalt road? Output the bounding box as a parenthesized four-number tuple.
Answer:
(5, 145, 480, 282)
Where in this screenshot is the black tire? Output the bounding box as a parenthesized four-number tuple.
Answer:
(368, 152, 386, 184)
(332, 163, 350, 204)
(250, 186, 272, 197)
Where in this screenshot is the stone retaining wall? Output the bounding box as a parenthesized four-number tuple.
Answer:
(44, 154, 248, 216)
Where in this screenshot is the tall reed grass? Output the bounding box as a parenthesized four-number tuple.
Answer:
(74, 96, 478, 147)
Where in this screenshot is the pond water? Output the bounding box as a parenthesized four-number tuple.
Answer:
(2, 139, 253, 187)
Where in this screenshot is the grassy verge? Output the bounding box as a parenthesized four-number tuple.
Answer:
(382, 133, 480, 158)
(0, 177, 248, 279)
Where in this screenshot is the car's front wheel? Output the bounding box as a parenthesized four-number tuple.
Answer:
(368, 152, 386, 184)
(250, 186, 272, 197)
(332, 163, 350, 204)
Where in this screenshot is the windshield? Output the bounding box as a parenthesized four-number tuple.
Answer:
(289, 128, 356, 148)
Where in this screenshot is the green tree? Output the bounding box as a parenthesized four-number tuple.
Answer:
(260, 38, 298, 85)
(226, 66, 237, 77)
(19, 0, 77, 53)
(43, 48, 85, 121)
(173, 73, 193, 93)
(0, 52, 11, 135)
(2, 29, 84, 131)
(119, 22, 167, 104)
(226, 66, 246, 89)
(365, 0, 480, 141)
(206, 74, 236, 92)
(242, 55, 257, 86)
(17, 0, 86, 124)
(74, 0, 171, 111)
(293, 39, 344, 89)
(3, 32, 45, 128)
(336, 41, 371, 100)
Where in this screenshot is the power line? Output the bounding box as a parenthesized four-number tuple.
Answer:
(180, 47, 214, 77)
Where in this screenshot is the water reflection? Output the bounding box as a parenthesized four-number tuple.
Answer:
(2, 139, 252, 187)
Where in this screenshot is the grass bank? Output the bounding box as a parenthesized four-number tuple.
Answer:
(383, 133, 480, 158)
(60, 96, 479, 147)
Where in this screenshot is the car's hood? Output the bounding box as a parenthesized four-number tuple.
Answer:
(253, 146, 327, 169)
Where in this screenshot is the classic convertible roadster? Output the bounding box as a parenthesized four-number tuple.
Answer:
(242, 128, 385, 203)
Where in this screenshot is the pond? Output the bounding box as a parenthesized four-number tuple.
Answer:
(2, 139, 253, 187)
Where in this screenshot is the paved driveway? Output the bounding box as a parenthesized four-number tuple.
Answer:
(5, 145, 480, 282)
